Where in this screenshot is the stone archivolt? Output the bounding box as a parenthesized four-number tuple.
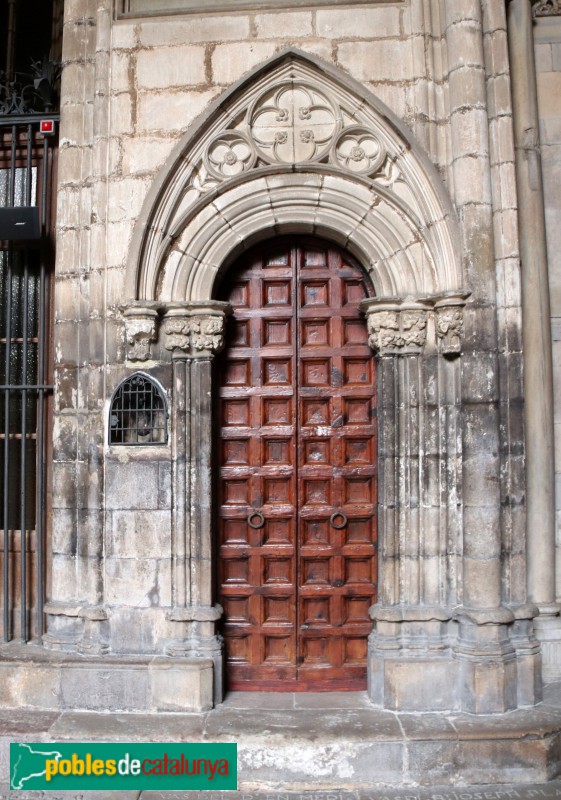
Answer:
(126, 50, 464, 306)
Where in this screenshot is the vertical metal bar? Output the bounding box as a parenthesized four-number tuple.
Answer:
(36, 133, 48, 643)
(41, 136, 49, 228)
(9, 125, 16, 206)
(3, 239, 13, 642)
(5, 0, 17, 82)
(25, 124, 32, 207)
(20, 242, 29, 642)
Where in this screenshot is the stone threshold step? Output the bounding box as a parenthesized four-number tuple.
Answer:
(2, 704, 561, 788)
(2, 782, 561, 800)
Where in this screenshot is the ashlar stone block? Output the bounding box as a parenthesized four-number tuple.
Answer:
(136, 45, 206, 89)
(138, 15, 250, 46)
(136, 88, 220, 133)
(150, 658, 214, 712)
(121, 137, 175, 176)
(109, 510, 171, 559)
(337, 40, 413, 82)
(316, 6, 401, 39)
(211, 42, 277, 85)
(255, 11, 312, 39)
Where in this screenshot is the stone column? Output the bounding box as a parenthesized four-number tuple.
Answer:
(507, 0, 560, 665)
(363, 295, 466, 711)
(160, 301, 230, 704)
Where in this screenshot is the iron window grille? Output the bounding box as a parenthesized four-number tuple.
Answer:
(1, 116, 57, 643)
(109, 373, 168, 445)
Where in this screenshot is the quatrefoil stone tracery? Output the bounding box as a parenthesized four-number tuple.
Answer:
(248, 83, 339, 164)
(198, 81, 390, 187)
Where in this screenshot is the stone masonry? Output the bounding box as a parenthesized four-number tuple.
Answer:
(0, 0, 552, 723)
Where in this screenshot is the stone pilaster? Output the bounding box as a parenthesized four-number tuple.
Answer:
(362, 295, 467, 711)
(160, 301, 230, 704)
(45, 0, 110, 656)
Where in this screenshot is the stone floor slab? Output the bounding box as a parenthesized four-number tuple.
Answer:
(0, 709, 60, 734)
(1, 687, 561, 789)
(399, 712, 457, 739)
(50, 711, 205, 740)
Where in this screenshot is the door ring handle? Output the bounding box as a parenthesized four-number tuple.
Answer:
(330, 511, 348, 529)
(247, 510, 265, 529)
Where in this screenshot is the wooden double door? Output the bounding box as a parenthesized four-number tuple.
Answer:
(216, 238, 377, 690)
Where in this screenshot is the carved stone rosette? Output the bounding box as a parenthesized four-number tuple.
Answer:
(162, 302, 231, 358)
(122, 302, 160, 361)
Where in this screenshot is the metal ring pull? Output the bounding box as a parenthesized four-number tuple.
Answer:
(247, 510, 265, 529)
(329, 511, 348, 529)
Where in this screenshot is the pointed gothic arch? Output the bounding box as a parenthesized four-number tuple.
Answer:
(124, 48, 464, 306)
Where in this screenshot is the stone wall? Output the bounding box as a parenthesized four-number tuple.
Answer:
(42, 0, 540, 712)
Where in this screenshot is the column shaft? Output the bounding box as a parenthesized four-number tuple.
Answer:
(507, 0, 556, 609)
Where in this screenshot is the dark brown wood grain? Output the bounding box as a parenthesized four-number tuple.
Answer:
(216, 238, 377, 690)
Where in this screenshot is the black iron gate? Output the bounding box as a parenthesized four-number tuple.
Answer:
(0, 115, 57, 642)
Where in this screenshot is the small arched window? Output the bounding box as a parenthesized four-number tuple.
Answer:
(109, 373, 168, 446)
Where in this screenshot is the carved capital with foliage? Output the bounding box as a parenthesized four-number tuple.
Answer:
(162, 302, 231, 357)
(362, 292, 470, 357)
(362, 300, 429, 356)
(533, 0, 561, 17)
(435, 305, 464, 355)
(122, 302, 159, 361)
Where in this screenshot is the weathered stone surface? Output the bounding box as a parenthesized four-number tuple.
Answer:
(13, 0, 555, 738)
(136, 45, 206, 89)
(150, 658, 214, 712)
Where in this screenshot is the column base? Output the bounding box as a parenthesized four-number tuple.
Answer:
(43, 603, 108, 654)
(368, 604, 543, 713)
(533, 604, 561, 682)
(368, 605, 459, 711)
